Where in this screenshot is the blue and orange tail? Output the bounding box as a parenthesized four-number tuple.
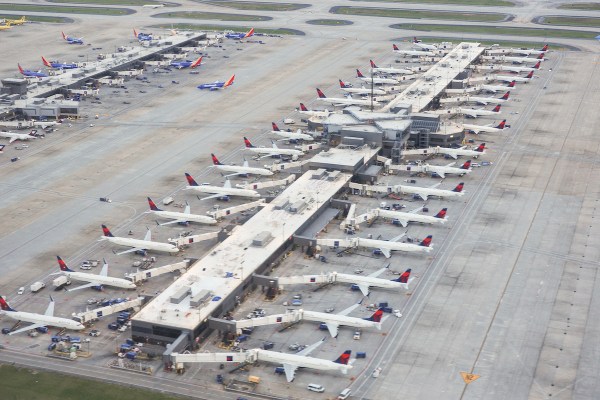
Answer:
(393, 44, 399, 51)
(185, 173, 199, 186)
(41, 56, 51, 68)
(61, 31, 67, 40)
(434, 208, 447, 219)
(244, 28, 255, 38)
(17, 64, 25, 75)
(243, 137, 255, 148)
(460, 160, 471, 170)
(0, 297, 15, 312)
(394, 268, 412, 283)
(133, 28, 138, 38)
(56, 256, 74, 272)
(147, 197, 162, 211)
(190, 56, 203, 68)
(316, 88, 326, 98)
(364, 308, 383, 322)
(101, 224, 114, 237)
(420, 235, 432, 247)
(453, 182, 465, 193)
(334, 350, 352, 365)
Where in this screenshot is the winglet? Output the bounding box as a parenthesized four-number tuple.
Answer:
(185, 172, 199, 186)
(56, 256, 74, 272)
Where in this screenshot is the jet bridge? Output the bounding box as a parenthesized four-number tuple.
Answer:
(72, 297, 145, 324)
(126, 259, 192, 283)
(207, 199, 265, 220)
(235, 174, 296, 190)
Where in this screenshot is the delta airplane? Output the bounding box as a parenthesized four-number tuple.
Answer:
(443, 91, 510, 106)
(481, 80, 516, 93)
(225, 28, 254, 40)
(211, 153, 273, 177)
(393, 44, 435, 57)
(348, 265, 414, 296)
(496, 71, 534, 83)
(297, 103, 332, 118)
(61, 31, 83, 45)
(437, 143, 486, 159)
(412, 37, 437, 51)
(397, 182, 465, 201)
(134, 28, 153, 41)
(486, 44, 548, 56)
(316, 88, 379, 107)
(404, 160, 472, 178)
(0, 296, 85, 335)
(56, 256, 136, 291)
(270, 122, 314, 141)
(463, 119, 508, 134)
(317, 232, 433, 258)
(458, 104, 502, 118)
(481, 53, 545, 64)
(370, 206, 448, 228)
(17, 64, 47, 78)
(171, 339, 352, 382)
(356, 69, 398, 85)
(0, 131, 37, 143)
(147, 197, 217, 225)
(42, 56, 77, 70)
(170, 56, 202, 69)
(369, 60, 414, 75)
(339, 80, 386, 95)
(197, 74, 235, 90)
(499, 61, 541, 73)
(100, 225, 179, 255)
(184, 173, 260, 200)
(243, 137, 304, 159)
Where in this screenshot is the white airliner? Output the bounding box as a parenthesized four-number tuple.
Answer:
(485, 44, 548, 56)
(393, 44, 435, 57)
(481, 54, 544, 64)
(0, 296, 85, 335)
(356, 69, 398, 85)
(243, 137, 304, 159)
(297, 103, 332, 118)
(316, 88, 379, 107)
(100, 225, 179, 255)
(437, 143, 486, 159)
(481, 81, 516, 93)
(368, 206, 448, 228)
(396, 160, 472, 178)
(270, 122, 314, 141)
(146, 197, 217, 225)
(184, 173, 260, 201)
(56, 256, 136, 291)
(496, 71, 534, 83)
(412, 37, 437, 51)
(171, 339, 352, 382)
(317, 232, 433, 258)
(339, 80, 386, 95)
(345, 265, 414, 296)
(463, 120, 508, 134)
(211, 153, 273, 177)
(369, 60, 414, 75)
(433, 104, 502, 118)
(397, 182, 465, 201)
(0, 131, 37, 143)
(442, 91, 510, 106)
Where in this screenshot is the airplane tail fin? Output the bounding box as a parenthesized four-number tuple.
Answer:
(453, 182, 465, 193)
(244, 28, 255, 38)
(492, 104, 501, 112)
(0, 296, 15, 312)
(500, 91, 510, 100)
(508, 80, 516, 88)
(364, 308, 384, 322)
(243, 137, 255, 148)
(271, 122, 280, 131)
(223, 74, 235, 87)
(334, 350, 352, 365)
(17, 64, 24, 75)
(61, 31, 67, 40)
(533, 61, 541, 70)
(316, 88, 326, 98)
(299, 103, 308, 111)
(526, 71, 534, 79)
(495, 119, 506, 129)
(56, 256, 74, 272)
(541, 44, 548, 52)
(393, 268, 412, 283)
(101, 224, 114, 237)
(190, 56, 203, 68)
(338, 79, 347, 89)
(133, 28, 138, 38)
(370, 59, 377, 69)
(460, 160, 471, 170)
(356, 69, 364, 78)
(420, 235, 433, 247)
(435, 208, 447, 219)
(211, 153, 224, 166)
(393, 44, 399, 51)
(147, 197, 162, 211)
(475, 143, 486, 152)
(41, 56, 51, 67)
(537, 53, 544, 60)
(185, 173, 199, 186)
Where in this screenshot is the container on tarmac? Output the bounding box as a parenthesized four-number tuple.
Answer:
(30, 281, 46, 293)
(53, 276, 71, 290)
(125, 351, 137, 360)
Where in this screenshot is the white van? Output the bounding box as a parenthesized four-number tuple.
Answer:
(338, 388, 351, 399)
(307, 383, 325, 393)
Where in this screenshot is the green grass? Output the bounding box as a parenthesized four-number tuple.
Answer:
(413, 36, 575, 51)
(48, 0, 161, 5)
(330, 6, 509, 22)
(0, 14, 69, 23)
(306, 19, 353, 26)
(557, 2, 600, 11)
(539, 16, 600, 28)
(204, 1, 310, 11)
(349, 0, 515, 6)
(0, 3, 132, 15)
(0, 365, 180, 400)
(391, 23, 599, 39)
(155, 11, 271, 21)
(151, 23, 304, 35)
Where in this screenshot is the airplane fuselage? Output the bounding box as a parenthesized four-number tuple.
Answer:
(341, 87, 386, 95)
(255, 349, 351, 375)
(215, 164, 274, 176)
(245, 147, 303, 158)
(185, 185, 260, 199)
(272, 131, 314, 141)
(334, 272, 410, 291)
(150, 209, 218, 224)
(63, 271, 136, 289)
(397, 184, 464, 200)
(376, 208, 446, 226)
(2, 310, 84, 334)
(101, 236, 179, 253)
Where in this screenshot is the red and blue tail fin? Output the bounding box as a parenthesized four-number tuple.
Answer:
(356, 69, 365, 78)
(435, 208, 447, 219)
(185, 173, 199, 186)
(475, 143, 486, 152)
(0, 297, 15, 312)
(147, 197, 162, 211)
(526, 71, 534, 79)
(508, 80, 516, 87)
(316, 88, 326, 98)
(420, 235, 432, 247)
(211, 153, 223, 166)
(56, 256, 74, 272)
(101, 224, 114, 237)
(495, 120, 506, 129)
(334, 350, 352, 364)
(500, 91, 510, 100)
(492, 104, 501, 112)
(393, 44, 399, 51)
(413, 36, 420, 43)
(394, 268, 411, 283)
(461, 160, 471, 170)
(370, 60, 377, 69)
(453, 182, 464, 192)
(541, 44, 548, 52)
(299, 103, 308, 111)
(364, 308, 383, 322)
(533, 61, 541, 70)
(537, 53, 544, 60)
(271, 122, 280, 131)
(243, 137, 255, 148)
(339, 79, 347, 88)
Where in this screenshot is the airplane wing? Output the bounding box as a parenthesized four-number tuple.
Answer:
(429, 182, 442, 189)
(158, 219, 187, 226)
(223, 179, 232, 189)
(297, 338, 325, 357)
(199, 193, 222, 201)
(99, 260, 108, 277)
(9, 323, 46, 336)
(408, 206, 424, 214)
(368, 265, 390, 278)
(44, 300, 55, 317)
(282, 363, 298, 382)
(143, 229, 152, 241)
(9, 137, 17, 144)
(356, 284, 370, 296)
(224, 172, 245, 178)
(390, 232, 407, 242)
(444, 162, 456, 167)
(68, 282, 101, 291)
(325, 323, 340, 338)
(435, 170, 446, 179)
(337, 303, 360, 316)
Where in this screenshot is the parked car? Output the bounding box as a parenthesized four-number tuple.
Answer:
(17, 287, 24, 295)
(89, 330, 100, 337)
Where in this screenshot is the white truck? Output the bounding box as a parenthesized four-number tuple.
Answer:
(53, 276, 72, 290)
(30, 281, 46, 293)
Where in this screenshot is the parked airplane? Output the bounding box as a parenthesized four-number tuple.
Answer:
(0, 296, 85, 335)
(317, 232, 433, 258)
(243, 137, 304, 159)
(369, 60, 414, 75)
(133, 28, 153, 41)
(486, 44, 548, 56)
(0, 22, 11, 31)
(412, 37, 437, 51)
(184, 173, 260, 200)
(42, 56, 77, 70)
(481, 53, 544, 65)
(356, 69, 398, 85)
(197, 74, 235, 90)
(147, 197, 218, 225)
(339, 80, 386, 95)
(61, 31, 83, 45)
(463, 120, 507, 134)
(443, 91, 510, 106)
(420, 160, 472, 178)
(392, 44, 435, 57)
(143, 3, 164, 8)
(371, 206, 448, 228)
(17, 64, 47, 78)
(170, 56, 202, 69)
(349, 265, 414, 296)
(225, 28, 254, 40)
(459, 104, 502, 118)
(499, 61, 541, 73)
(5, 16, 26, 25)
(481, 80, 516, 93)
(56, 256, 136, 291)
(316, 88, 379, 107)
(100, 225, 179, 255)
(270, 122, 314, 141)
(437, 143, 486, 159)
(496, 71, 534, 83)
(297, 103, 332, 118)
(0, 131, 37, 143)
(211, 153, 273, 177)
(397, 182, 465, 201)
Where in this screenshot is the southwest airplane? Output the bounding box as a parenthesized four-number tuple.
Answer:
(184, 173, 260, 201)
(339, 80, 386, 95)
(42, 56, 77, 70)
(170, 56, 202, 69)
(0, 296, 85, 335)
(442, 91, 510, 106)
(437, 143, 486, 159)
(356, 69, 398, 85)
(317, 232, 433, 258)
(396, 182, 465, 201)
(243, 137, 303, 159)
(270, 122, 314, 141)
(393, 44, 435, 57)
(17, 64, 47, 78)
(481, 53, 545, 65)
(197, 74, 235, 90)
(0, 131, 37, 143)
(225, 27, 254, 40)
(316, 88, 379, 107)
(369, 59, 414, 75)
(297, 103, 332, 118)
(100, 225, 179, 255)
(211, 153, 273, 177)
(133, 28, 153, 41)
(463, 119, 508, 134)
(56, 256, 136, 291)
(61, 31, 83, 45)
(369, 206, 448, 228)
(147, 197, 218, 225)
